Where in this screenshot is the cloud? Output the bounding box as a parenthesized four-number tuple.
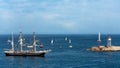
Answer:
(42, 13, 61, 20)
(0, 0, 120, 34)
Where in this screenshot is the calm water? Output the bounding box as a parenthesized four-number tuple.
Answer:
(0, 34, 120, 68)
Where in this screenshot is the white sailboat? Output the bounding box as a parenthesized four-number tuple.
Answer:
(68, 39, 72, 48)
(69, 45, 73, 48)
(51, 39, 54, 44)
(69, 39, 71, 44)
(65, 37, 68, 41)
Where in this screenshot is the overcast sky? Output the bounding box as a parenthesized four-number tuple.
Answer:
(0, 0, 120, 34)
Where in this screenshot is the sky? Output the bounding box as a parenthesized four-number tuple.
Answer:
(0, 0, 120, 34)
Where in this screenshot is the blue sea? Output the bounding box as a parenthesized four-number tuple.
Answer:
(0, 34, 120, 68)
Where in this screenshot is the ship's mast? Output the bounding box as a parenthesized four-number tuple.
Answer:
(33, 32, 37, 52)
(11, 32, 14, 52)
(19, 32, 23, 52)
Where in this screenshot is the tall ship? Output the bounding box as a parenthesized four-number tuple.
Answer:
(4, 32, 50, 57)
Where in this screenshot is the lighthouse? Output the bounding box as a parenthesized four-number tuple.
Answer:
(107, 37, 112, 46)
(97, 32, 101, 42)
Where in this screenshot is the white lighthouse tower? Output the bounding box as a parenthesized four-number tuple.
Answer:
(107, 37, 112, 46)
(97, 32, 101, 42)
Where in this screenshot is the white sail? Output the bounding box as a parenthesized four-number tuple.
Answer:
(27, 46, 33, 48)
(51, 39, 54, 44)
(33, 32, 37, 52)
(19, 32, 23, 52)
(65, 37, 67, 41)
(69, 39, 71, 43)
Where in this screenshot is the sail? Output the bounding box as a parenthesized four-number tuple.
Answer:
(51, 39, 54, 44)
(65, 37, 67, 41)
(69, 39, 71, 43)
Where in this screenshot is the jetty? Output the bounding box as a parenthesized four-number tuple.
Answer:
(87, 33, 120, 52)
(88, 45, 120, 52)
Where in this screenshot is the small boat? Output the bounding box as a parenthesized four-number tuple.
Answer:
(69, 45, 73, 48)
(4, 32, 50, 57)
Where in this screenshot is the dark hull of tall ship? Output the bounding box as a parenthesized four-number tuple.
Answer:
(5, 52, 45, 57)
